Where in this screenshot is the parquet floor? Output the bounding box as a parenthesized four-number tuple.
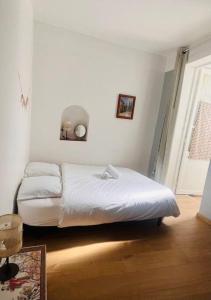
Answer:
(24, 195, 211, 300)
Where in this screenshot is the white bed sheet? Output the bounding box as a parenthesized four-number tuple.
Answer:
(59, 164, 180, 227)
(18, 198, 62, 226)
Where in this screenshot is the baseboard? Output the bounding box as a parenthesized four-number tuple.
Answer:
(197, 213, 211, 225)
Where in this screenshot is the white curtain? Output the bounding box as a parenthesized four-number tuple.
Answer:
(153, 47, 189, 183)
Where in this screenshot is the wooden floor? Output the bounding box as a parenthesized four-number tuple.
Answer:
(24, 195, 211, 300)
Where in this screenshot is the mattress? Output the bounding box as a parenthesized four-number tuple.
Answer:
(59, 164, 180, 227)
(18, 197, 62, 226)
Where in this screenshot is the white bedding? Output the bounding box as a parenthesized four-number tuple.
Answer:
(18, 198, 62, 226)
(24, 162, 61, 177)
(18, 176, 62, 201)
(58, 164, 180, 227)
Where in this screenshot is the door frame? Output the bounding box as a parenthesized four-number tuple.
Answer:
(176, 67, 211, 194)
(163, 55, 211, 192)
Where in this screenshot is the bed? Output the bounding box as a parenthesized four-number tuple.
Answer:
(18, 198, 62, 226)
(17, 163, 180, 227)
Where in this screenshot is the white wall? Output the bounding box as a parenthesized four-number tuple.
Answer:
(0, 0, 33, 214)
(30, 22, 166, 173)
(199, 162, 211, 220)
(163, 50, 177, 72)
(189, 39, 211, 63)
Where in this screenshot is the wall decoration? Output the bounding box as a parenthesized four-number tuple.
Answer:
(60, 105, 89, 141)
(18, 73, 30, 109)
(20, 93, 29, 109)
(74, 124, 87, 139)
(116, 94, 136, 120)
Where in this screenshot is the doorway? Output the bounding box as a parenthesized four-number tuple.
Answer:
(160, 54, 211, 198)
(176, 67, 211, 195)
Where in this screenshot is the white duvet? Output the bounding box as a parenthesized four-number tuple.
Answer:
(59, 164, 180, 227)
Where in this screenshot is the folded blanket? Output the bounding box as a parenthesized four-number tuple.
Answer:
(102, 164, 120, 179)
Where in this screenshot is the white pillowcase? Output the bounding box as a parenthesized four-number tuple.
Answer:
(25, 162, 60, 177)
(18, 176, 62, 201)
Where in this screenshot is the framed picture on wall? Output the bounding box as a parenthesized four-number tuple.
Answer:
(116, 94, 136, 120)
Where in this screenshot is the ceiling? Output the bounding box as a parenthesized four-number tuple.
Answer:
(32, 0, 211, 54)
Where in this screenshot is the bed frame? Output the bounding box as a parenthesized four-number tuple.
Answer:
(157, 217, 163, 226)
(22, 217, 164, 229)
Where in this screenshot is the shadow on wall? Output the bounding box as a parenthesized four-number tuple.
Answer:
(60, 105, 89, 142)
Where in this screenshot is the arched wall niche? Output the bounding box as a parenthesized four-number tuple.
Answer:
(60, 105, 89, 141)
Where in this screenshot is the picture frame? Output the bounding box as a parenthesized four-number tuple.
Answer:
(116, 94, 136, 120)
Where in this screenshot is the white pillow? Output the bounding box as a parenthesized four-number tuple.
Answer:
(18, 176, 62, 201)
(25, 162, 60, 177)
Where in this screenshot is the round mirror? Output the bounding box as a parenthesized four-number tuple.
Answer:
(74, 124, 87, 138)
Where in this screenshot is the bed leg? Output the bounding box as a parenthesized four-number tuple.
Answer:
(157, 217, 163, 227)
